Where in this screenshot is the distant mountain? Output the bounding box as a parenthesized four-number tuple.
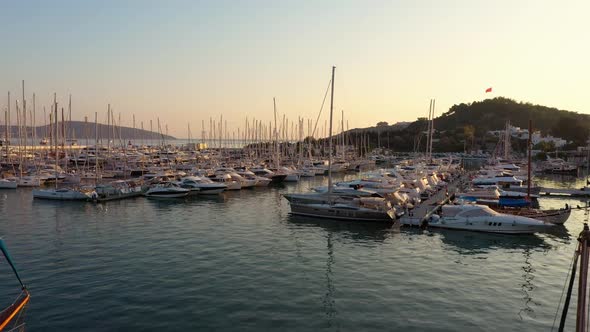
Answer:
(0, 121, 176, 141)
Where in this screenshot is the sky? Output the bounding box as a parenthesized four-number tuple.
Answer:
(1, 0, 589, 138)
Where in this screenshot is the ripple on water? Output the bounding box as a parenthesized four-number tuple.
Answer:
(0, 174, 585, 330)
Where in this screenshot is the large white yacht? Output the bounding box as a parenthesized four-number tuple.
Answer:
(404, 204, 553, 234)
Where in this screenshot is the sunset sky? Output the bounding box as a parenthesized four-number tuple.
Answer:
(1, 0, 588, 138)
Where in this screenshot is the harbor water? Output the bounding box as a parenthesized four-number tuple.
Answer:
(0, 173, 587, 331)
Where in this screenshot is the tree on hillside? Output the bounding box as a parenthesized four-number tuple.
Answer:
(463, 125, 475, 151)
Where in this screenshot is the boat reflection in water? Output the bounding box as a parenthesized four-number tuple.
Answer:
(287, 214, 394, 243)
(434, 228, 552, 255)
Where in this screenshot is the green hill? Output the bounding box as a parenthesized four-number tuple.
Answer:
(339, 97, 590, 153)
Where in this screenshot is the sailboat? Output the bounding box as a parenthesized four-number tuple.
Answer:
(0, 239, 30, 331)
(32, 95, 90, 201)
(492, 120, 572, 225)
(283, 66, 396, 222)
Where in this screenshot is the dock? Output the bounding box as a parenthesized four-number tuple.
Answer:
(400, 171, 472, 226)
(539, 187, 590, 197)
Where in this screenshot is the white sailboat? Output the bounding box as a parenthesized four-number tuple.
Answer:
(33, 95, 90, 201)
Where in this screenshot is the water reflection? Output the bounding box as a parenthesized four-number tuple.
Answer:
(518, 248, 539, 320)
(323, 232, 336, 327)
(435, 229, 551, 255)
(287, 214, 393, 242)
(544, 225, 572, 244)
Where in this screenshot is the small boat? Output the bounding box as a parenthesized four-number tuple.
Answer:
(0, 239, 30, 331)
(32, 188, 91, 201)
(492, 205, 572, 225)
(177, 176, 226, 195)
(235, 170, 271, 187)
(93, 180, 146, 202)
(0, 178, 17, 189)
(16, 176, 43, 187)
(250, 167, 287, 184)
(208, 173, 241, 190)
(145, 182, 189, 198)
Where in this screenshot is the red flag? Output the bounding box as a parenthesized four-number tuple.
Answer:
(485, 87, 492, 93)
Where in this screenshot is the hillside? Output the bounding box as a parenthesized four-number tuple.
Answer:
(337, 97, 590, 153)
(1, 121, 176, 141)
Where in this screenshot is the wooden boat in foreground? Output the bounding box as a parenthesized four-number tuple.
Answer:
(0, 239, 30, 331)
(492, 205, 572, 225)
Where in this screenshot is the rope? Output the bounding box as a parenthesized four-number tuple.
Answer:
(552, 248, 578, 331)
(311, 79, 332, 138)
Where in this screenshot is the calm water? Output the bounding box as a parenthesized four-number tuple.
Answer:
(0, 173, 587, 331)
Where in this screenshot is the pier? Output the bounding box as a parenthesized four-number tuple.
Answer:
(399, 171, 472, 226)
(539, 187, 590, 198)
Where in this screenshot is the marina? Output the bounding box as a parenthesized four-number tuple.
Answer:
(1, 89, 590, 329)
(0, 170, 588, 331)
(2, 1, 590, 330)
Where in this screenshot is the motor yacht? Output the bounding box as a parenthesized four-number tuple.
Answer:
(405, 204, 554, 234)
(145, 182, 190, 198)
(177, 176, 227, 195)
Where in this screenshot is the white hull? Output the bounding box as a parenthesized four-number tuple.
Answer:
(254, 178, 271, 187)
(146, 192, 188, 198)
(284, 174, 300, 182)
(226, 181, 241, 190)
(0, 179, 17, 189)
(239, 179, 257, 188)
(17, 177, 42, 187)
(402, 205, 554, 234)
(197, 187, 226, 195)
(32, 189, 90, 201)
(145, 183, 190, 198)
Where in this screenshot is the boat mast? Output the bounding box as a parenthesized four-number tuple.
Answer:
(327, 66, 335, 194)
(61, 107, 66, 175)
(273, 98, 279, 169)
(95, 111, 99, 185)
(22, 81, 26, 164)
(6, 92, 10, 153)
(426, 99, 432, 159)
(430, 99, 435, 162)
(527, 119, 532, 200)
(53, 94, 58, 189)
(32, 93, 36, 152)
(504, 120, 510, 160)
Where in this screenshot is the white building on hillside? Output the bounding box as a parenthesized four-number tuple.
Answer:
(488, 125, 568, 148)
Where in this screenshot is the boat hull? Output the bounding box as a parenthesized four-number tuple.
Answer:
(145, 192, 189, 198)
(0, 180, 17, 189)
(288, 203, 394, 222)
(32, 189, 90, 201)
